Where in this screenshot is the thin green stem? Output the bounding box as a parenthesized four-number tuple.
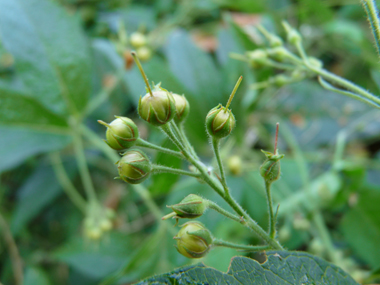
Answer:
(207, 200, 243, 224)
(362, 0, 380, 57)
(265, 181, 276, 239)
(131, 51, 153, 96)
(50, 152, 87, 213)
(179, 124, 199, 159)
(213, 239, 270, 252)
(170, 121, 190, 153)
(0, 213, 23, 285)
(162, 123, 283, 250)
(225, 76, 242, 110)
(152, 164, 201, 178)
(136, 138, 185, 159)
(211, 137, 229, 196)
(312, 211, 342, 265)
(72, 125, 97, 203)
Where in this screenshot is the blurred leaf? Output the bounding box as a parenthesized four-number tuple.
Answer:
(0, 126, 71, 173)
(136, 251, 358, 284)
(24, 267, 51, 285)
(341, 186, 380, 269)
(11, 159, 76, 235)
(165, 29, 223, 144)
(0, 0, 91, 115)
(54, 232, 133, 280)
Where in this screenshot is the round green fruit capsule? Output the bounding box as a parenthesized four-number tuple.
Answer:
(117, 149, 152, 184)
(206, 105, 236, 139)
(174, 221, 213, 259)
(259, 150, 284, 184)
(98, 117, 139, 151)
(164, 194, 207, 220)
(130, 32, 147, 48)
(138, 84, 176, 126)
(172, 93, 190, 124)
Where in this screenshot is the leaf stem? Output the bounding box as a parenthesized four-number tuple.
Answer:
(213, 239, 270, 252)
(136, 138, 185, 159)
(152, 164, 201, 178)
(49, 152, 87, 212)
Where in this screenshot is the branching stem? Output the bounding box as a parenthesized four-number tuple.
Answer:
(213, 239, 270, 252)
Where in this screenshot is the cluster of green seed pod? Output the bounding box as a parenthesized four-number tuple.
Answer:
(83, 204, 115, 240)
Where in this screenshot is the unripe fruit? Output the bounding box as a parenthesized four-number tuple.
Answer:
(136, 46, 152, 61)
(259, 150, 284, 184)
(172, 93, 190, 124)
(138, 84, 176, 126)
(164, 194, 208, 220)
(227, 155, 242, 176)
(206, 105, 236, 139)
(174, 221, 213, 259)
(130, 32, 147, 48)
(98, 117, 139, 151)
(117, 149, 152, 184)
(247, 49, 268, 68)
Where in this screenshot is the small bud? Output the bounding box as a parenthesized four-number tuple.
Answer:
(99, 219, 113, 231)
(259, 150, 284, 184)
(287, 29, 301, 45)
(291, 69, 306, 81)
(266, 47, 290, 61)
(117, 149, 152, 184)
(307, 57, 323, 69)
(293, 217, 310, 231)
(206, 105, 236, 139)
(98, 117, 139, 151)
(163, 194, 208, 221)
(227, 155, 242, 176)
(130, 32, 147, 48)
(271, 74, 291, 87)
(206, 76, 241, 139)
(309, 238, 325, 255)
(172, 93, 190, 124)
(138, 84, 176, 126)
(246, 49, 268, 68)
(268, 35, 283, 47)
(174, 221, 213, 259)
(136, 46, 152, 61)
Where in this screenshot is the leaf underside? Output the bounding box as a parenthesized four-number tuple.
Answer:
(136, 251, 358, 285)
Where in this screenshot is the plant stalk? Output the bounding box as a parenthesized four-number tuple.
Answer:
(213, 239, 270, 252)
(136, 138, 185, 159)
(152, 164, 201, 178)
(265, 181, 276, 239)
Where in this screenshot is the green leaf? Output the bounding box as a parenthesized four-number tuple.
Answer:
(24, 267, 51, 285)
(341, 186, 380, 269)
(11, 159, 76, 235)
(0, 126, 71, 173)
(0, 0, 91, 116)
(136, 251, 358, 284)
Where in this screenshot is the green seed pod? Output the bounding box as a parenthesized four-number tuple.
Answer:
(259, 150, 284, 184)
(172, 93, 190, 124)
(136, 46, 152, 62)
(163, 194, 208, 221)
(206, 105, 236, 139)
(98, 117, 139, 151)
(174, 221, 213, 259)
(138, 84, 176, 126)
(117, 149, 152, 184)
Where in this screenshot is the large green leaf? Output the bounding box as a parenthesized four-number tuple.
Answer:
(0, 0, 91, 115)
(341, 186, 380, 269)
(136, 251, 358, 285)
(0, 0, 91, 171)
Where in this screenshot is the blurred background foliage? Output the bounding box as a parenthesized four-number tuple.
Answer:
(1, 0, 380, 284)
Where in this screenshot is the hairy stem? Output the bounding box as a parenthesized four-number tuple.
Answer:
(152, 164, 201, 178)
(265, 181, 276, 238)
(136, 138, 185, 159)
(161, 123, 283, 250)
(0, 213, 23, 285)
(362, 0, 380, 57)
(50, 152, 87, 212)
(211, 137, 229, 196)
(207, 200, 243, 224)
(213, 239, 270, 252)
